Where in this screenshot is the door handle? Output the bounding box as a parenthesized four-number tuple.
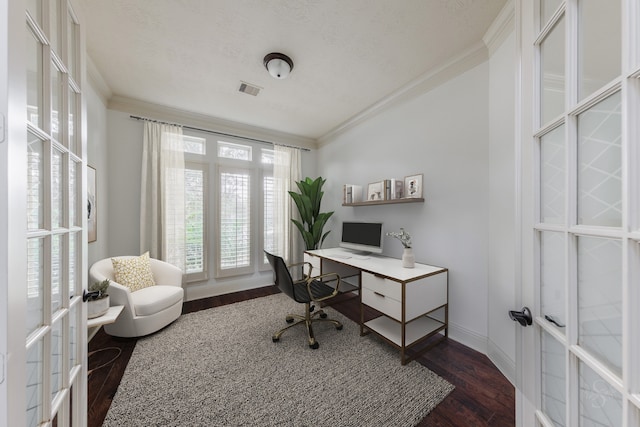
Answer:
(83, 289, 101, 302)
(509, 307, 532, 327)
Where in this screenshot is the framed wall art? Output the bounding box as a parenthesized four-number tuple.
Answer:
(87, 165, 97, 242)
(404, 174, 423, 198)
(367, 181, 385, 201)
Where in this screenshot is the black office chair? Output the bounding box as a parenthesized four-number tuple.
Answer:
(265, 251, 343, 349)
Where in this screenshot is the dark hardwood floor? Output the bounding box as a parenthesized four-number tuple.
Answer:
(88, 286, 515, 426)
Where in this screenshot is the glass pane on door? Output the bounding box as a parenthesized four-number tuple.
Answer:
(27, 26, 43, 129)
(541, 331, 566, 427)
(26, 0, 42, 26)
(541, 231, 566, 332)
(26, 238, 44, 336)
(577, 236, 622, 376)
(51, 319, 63, 399)
(578, 1, 621, 100)
(577, 92, 621, 227)
(27, 131, 44, 230)
(51, 63, 63, 142)
(69, 159, 79, 227)
(51, 234, 62, 313)
(48, 0, 60, 55)
(26, 341, 43, 427)
(540, 16, 565, 126)
(540, 125, 565, 224)
(68, 88, 77, 152)
(67, 9, 78, 80)
(51, 148, 64, 229)
(579, 361, 622, 426)
(540, 0, 561, 28)
(69, 231, 78, 297)
(69, 304, 78, 369)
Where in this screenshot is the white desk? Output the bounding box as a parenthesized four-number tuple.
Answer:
(305, 248, 448, 365)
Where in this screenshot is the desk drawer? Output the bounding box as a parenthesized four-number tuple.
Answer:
(361, 271, 402, 301)
(362, 287, 402, 321)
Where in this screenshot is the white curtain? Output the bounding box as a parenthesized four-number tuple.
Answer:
(273, 144, 301, 263)
(140, 122, 186, 271)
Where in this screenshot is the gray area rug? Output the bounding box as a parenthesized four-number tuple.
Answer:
(103, 293, 454, 427)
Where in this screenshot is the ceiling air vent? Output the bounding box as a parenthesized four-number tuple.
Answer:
(238, 81, 261, 96)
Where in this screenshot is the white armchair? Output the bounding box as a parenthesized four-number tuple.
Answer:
(89, 257, 184, 337)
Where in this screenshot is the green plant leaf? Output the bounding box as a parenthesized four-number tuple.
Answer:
(320, 230, 331, 247)
(289, 176, 333, 250)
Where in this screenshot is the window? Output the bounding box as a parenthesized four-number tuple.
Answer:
(184, 135, 206, 155)
(184, 162, 207, 281)
(217, 167, 252, 276)
(218, 141, 251, 160)
(184, 133, 276, 281)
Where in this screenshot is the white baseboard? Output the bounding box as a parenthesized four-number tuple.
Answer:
(183, 280, 272, 302)
(446, 323, 515, 386)
(446, 321, 488, 355)
(487, 338, 516, 386)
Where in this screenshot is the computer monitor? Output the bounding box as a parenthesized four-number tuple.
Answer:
(339, 221, 384, 254)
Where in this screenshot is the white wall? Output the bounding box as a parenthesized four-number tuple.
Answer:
(86, 82, 109, 266)
(318, 62, 491, 352)
(487, 30, 517, 383)
(106, 110, 143, 257)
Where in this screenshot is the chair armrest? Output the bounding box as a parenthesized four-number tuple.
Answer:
(306, 272, 341, 302)
(107, 280, 133, 305)
(104, 280, 135, 314)
(149, 259, 183, 286)
(287, 261, 314, 280)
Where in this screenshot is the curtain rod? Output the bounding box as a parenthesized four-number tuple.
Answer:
(129, 115, 310, 152)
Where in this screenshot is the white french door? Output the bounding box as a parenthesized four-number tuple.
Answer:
(2, 0, 87, 425)
(517, 0, 640, 426)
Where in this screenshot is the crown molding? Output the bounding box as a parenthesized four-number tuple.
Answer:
(107, 96, 318, 150)
(86, 55, 112, 105)
(317, 41, 489, 145)
(483, 0, 515, 56)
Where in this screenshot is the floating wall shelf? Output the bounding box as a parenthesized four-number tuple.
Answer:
(342, 198, 424, 207)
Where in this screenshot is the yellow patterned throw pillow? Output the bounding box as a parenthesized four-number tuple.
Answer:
(111, 252, 156, 292)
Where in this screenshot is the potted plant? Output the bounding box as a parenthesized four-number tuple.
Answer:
(387, 228, 414, 268)
(85, 279, 110, 319)
(289, 177, 334, 250)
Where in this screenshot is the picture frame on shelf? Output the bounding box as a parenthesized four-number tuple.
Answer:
(367, 181, 385, 201)
(404, 173, 423, 198)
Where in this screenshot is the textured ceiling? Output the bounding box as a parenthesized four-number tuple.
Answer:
(81, 0, 507, 140)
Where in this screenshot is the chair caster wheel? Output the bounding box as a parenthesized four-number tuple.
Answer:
(272, 337, 279, 342)
(320, 312, 328, 319)
(309, 342, 319, 349)
(336, 325, 343, 330)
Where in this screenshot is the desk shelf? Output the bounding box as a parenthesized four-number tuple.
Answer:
(364, 315, 446, 347)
